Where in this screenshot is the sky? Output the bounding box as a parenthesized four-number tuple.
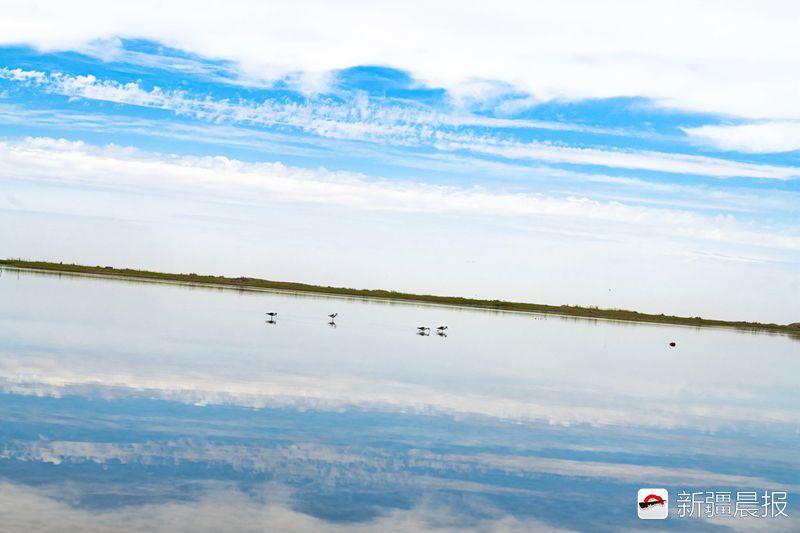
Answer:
(0, 1, 798, 323)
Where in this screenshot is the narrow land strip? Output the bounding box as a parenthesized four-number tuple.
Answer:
(2, 259, 798, 336)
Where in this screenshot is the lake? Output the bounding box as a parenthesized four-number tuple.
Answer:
(0, 268, 798, 531)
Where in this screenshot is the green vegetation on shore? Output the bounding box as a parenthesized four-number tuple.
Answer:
(3, 259, 799, 336)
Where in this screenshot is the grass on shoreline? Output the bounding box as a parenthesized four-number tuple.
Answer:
(2, 259, 799, 336)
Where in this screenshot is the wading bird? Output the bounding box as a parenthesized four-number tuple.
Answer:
(266, 312, 278, 319)
(328, 313, 338, 321)
(436, 326, 448, 332)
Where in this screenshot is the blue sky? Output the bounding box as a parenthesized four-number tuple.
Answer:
(0, 2, 798, 322)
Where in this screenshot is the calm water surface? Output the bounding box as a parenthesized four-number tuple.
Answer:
(0, 269, 798, 531)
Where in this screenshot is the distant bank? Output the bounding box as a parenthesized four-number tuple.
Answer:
(2, 259, 798, 336)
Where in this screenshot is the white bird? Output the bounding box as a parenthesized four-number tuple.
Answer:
(436, 326, 448, 332)
(417, 326, 430, 332)
(328, 313, 338, 320)
(266, 312, 278, 318)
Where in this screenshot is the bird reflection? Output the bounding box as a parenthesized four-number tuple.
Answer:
(265, 318, 277, 325)
(328, 321, 337, 328)
(436, 331, 447, 338)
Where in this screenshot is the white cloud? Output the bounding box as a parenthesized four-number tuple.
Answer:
(683, 121, 800, 153)
(4, 68, 799, 179)
(437, 138, 800, 180)
(1, 102, 798, 220)
(2, 136, 798, 254)
(0, 68, 618, 137)
(1, 1, 799, 121)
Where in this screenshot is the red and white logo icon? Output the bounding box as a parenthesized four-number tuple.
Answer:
(638, 488, 669, 519)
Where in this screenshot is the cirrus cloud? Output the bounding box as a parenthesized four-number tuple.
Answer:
(3, 68, 799, 180)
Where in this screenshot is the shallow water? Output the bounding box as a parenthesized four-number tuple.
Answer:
(0, 268, 798, 531)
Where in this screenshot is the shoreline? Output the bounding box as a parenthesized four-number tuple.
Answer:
(2, 259, 798, 337)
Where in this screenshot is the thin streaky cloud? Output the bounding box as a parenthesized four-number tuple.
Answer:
(436, 139, 800, 180)
(2, 68, 798, 180)
(2, 137, 798, 255)
(1, 103, 797, 222)
(0, 67, 618, 135)
(683, 121, 800, 154)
